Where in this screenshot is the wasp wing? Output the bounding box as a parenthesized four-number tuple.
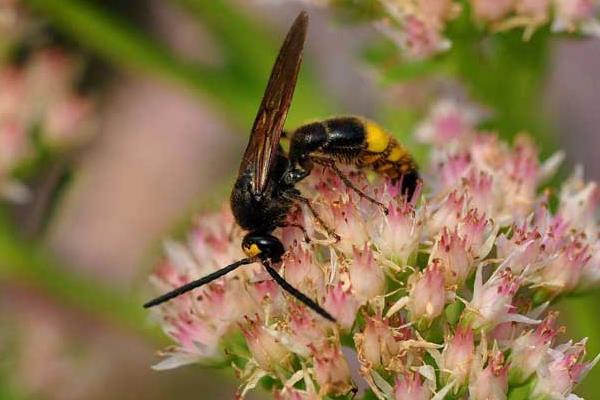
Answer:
(239, 11, 308, 196)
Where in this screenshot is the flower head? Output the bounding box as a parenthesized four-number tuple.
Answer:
(147, 102, 599, 398)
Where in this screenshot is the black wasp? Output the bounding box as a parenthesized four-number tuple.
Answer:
(143, 11, 419, 322)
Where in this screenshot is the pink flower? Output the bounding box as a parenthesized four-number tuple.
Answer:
(428, 190, 466, 234)
(558, 170, 600, 237)
(323, 282, 360, 329)
(43, 94, 94, 147)
(496, 220, 545, 275)
(408, 261, 446, 322)
(469, 350, 508, 400)
(429, 228, 473, 288)
(355, 315, 401, 368)
(286, 303, 329, 356)
(534, 238, 590, 294)
(471, 0, 514, 22)
(372, 197, 422, 265)
(311, 342, 354, 396)
(415, 99, 481, 146)
(441, 327, 475, 389)
(394, 372, 431, 400)
(241, 315, 290, 372)
(553, 0, 600, 34)
(283, 243, 325, 300)
(349, 245, 386, 302)
(457, 209, 494, 258)
(516, 0, 551, 21)
(326, 198, 370, 254)
(532, 339, 600, 399)
(403, 15, 449, 59)
(463, 267, 520, 331)
(508, 312, 560, 384)
(274, 387, 318, 400)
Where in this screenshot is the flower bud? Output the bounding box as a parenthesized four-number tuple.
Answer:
(241, 316, 290, 372)
(441, 327, 474, 389)
(429, 228, 472, 288)
(283, 244, 325, 299)
(394, 372, 431, 400)
(323, 282, 360, 329)
(469, 351, 508, 400)
(349, 245, 385, 302)
(531, 339, 599, 399)
(508, 312, 560, 385)
(311, 342, 353, 396)
(408, 261, 446, 322)
(355, 315, 401, 369)
(372, 199, 422, 265)
(463, 268, 519, 331)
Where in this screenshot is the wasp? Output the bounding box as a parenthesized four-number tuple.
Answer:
(143, 11, 418, 321)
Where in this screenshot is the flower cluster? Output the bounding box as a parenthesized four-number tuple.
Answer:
(270, 0, 600, 58)
(381, 0, 600, 57)
(148, 100, 599, 399)
(0, 1, 95, 202)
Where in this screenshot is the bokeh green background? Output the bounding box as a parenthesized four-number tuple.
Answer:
(1, 0, 599, 399)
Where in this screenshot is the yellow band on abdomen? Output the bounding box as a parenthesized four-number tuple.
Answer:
(386, 143, 406, 162)
(364, 121, 390, 153)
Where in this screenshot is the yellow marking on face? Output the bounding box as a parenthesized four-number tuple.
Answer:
(243, 243, 262, 257)
(365, 121, 390, 153)
(386, 144, 406, 162)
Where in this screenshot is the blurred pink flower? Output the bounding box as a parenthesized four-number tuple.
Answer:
(0, 34, 96, 202)
(286, 0, 600, 56)
(471, 0, 514, 22)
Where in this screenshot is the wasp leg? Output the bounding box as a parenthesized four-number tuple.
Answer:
(284, 191, 340, 242)
(311, 156, 389, 215)
(279, 222, 311, 243)
(262, 258, 335, 322)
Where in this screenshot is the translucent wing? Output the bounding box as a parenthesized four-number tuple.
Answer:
(239, 11, 308, 195)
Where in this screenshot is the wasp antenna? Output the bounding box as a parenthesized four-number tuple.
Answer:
(262, 260, 336, 323)
(143, 257, 258, 308)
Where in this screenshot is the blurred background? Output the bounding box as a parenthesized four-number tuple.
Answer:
(0, 0, 599, 399)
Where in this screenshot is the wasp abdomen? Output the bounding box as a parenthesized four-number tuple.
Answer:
(288, 116, 418, 193)
(358, 119, 417, 178)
